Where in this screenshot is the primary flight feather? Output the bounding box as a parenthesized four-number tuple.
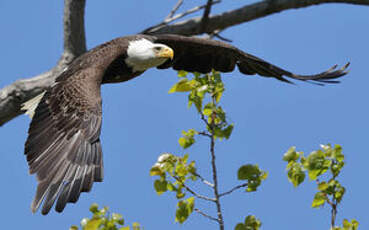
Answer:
(22, 34, 349, 215)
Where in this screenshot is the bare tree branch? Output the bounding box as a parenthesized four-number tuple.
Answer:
(0, 70, 55, 126)
(0, 0, 86, 126)
(142, 0, 221, 34)
(1, 0, 368, 126)
(199, 0, 214, 33)
(61, 0, 87, 65)
(192, 171, 214, 188)
(219, 183, 248, 197)
(165, 0, 184, 21)
(173, 176, 216, 202)
(147, 0, 369, 35)
(194, 208, 220, 222)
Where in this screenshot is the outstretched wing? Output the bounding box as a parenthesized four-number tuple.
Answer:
(152, 34, 349, 84)
(24, 67, 103, 215)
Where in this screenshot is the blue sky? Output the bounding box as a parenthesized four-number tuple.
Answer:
(0, 1, 368, 229)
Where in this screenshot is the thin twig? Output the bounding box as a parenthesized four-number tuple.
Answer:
(165, 0, 184, 20)
(213, 33, 232, 43)
(209, 29, 233, 43)
(194, 208, 219, 222)
(325, 192, 338, 227)
(192, 171, 214, 188)
(201, 113, 209, 126)
(173, 176, 215, 202)
(198, 131, 212, 138)
(142, 0, 221, 34)
(166, 0, 220, 24)
(219, 183, 248, 197)
(209, 89, 225, 230)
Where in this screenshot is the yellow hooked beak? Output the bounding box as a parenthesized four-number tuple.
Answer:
(157, 47, 174, 60)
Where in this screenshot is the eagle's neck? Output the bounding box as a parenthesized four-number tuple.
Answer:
(125, 39, 168, 72)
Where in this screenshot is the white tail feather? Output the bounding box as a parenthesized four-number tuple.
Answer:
(22, 92, 46, 119)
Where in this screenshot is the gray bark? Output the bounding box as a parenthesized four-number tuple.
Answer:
(0, 0, 368, 126)
(146, 0, 369, 35)
(0, 0, 86, 126)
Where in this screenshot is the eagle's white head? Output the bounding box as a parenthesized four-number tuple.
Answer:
(126, 38, 174, 72)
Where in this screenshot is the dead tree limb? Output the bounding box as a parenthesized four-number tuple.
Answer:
(0, 0, 86, 126)
(147, 0, 369, 35)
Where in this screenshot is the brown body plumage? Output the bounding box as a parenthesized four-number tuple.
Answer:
(23, 34, 349, 215)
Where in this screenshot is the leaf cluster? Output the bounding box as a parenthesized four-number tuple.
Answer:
(332, 219, 359, 230)
(169, 70, 234, 141)
(234, 215, 262, 230)
(150, 153, 197, 223)
(70, 204, 140, 230)
(283, 144, 345, 207)
(237, 164, 268, 192)
(283, 144, 359, 229)
(161, 71, 266, 227)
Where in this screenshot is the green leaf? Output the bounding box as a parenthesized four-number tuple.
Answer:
(70, 226, 79, 230)
(112, 213, 124, 225)
(312, 192, 326, 208)
(305, 150, 330, 180)
(132, 222, 141, 230)
(119, 227, 130, 230)
(154, 179, 168, 195)
(334, 185, 346, 203)
(89, 203, 99, 214)
(169, 79, 194, 93)
(188, 90, 203, 113)
(177, 70, 188, 77)
(235, 215, 261, 230)
(175, 162, 188, 177)
(176, 190, 185, 199)
(317, 182, 329, 191)
(283, 146, 300, 162)
(149, 166, 163, 176)
(167, 182, 176, 191)
(342, 219, 359, 230)
(244, 215, 262, 230)
(333, 144, 344, 161)
(238, 164, 267, 192)
(234, 223, 247, 230)
(238, 165, 260, 180)
(286, 162, 305, 187)
(203, 103, 215, 116)
(178, 137, 192, 149)
(84, 218, 102, 230)
(223, 124, 234, 139)
(100, 206, 108, 215)
(187, 197, 195, 211)
(214, 81, 225, 103)
(175, 197, 195, 224)
(178, 129, 197, 149)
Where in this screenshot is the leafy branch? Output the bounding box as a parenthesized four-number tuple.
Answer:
(283, 144, 359, 230)
(150, 71, 267, 230)
(70, 204, 141, 230)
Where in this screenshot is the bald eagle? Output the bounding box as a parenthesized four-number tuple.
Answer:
(22, 34, 349, 215)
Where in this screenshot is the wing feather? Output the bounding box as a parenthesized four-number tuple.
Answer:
(25, 67, 104, 215)
(152, 34, 348, 84)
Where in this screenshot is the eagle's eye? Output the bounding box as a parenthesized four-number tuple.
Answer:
(154, 47, 162, 51)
